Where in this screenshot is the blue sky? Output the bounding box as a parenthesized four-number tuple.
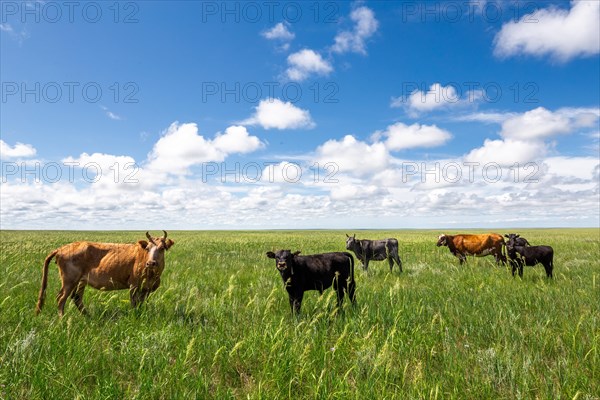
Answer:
(1, 0, 599, 229)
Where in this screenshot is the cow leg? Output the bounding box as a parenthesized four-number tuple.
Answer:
(517, 259, 523, 277)
(394, 255, 403, 272)
(333, 276, 345, 308)
(347, 278, 356, 305)
(138, 289, 152, 305)
(129, 286, 142, 308)
(458, 253, 466, 264)
(57, 278, 79, 317)
(70, 281, 88, 315)
(388, 256, 394, 273)
(289, 292, 303, 315)
(364, 259, 370, 272)
(544, 261, 553, 278)
(495, 252, 507, 265)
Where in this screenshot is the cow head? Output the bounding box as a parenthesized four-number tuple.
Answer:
(505, 233, 529, 248)
(436, 234, 448, 247)
(345, 234, 357, 250)
(138, 230, 174, 268)
(266, 250, 301, 274)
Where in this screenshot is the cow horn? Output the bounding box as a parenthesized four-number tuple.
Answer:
(162, 230, 168, 241)
(146, 231, 157, 245)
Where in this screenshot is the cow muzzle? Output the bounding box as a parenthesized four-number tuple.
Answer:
(146, 260, 157, 267)
(276, 262, 287, 271)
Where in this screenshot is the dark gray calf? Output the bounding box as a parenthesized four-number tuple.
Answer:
(504, 233, 531, 247)
(506, 235, 554, 278)
(266, 250, 356, 315)
(345, 234, 402, 272)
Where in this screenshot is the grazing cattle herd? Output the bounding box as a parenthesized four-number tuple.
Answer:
(36, 231, 555, 316)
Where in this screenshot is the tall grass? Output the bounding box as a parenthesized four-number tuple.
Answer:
(0, 229, 598, 399)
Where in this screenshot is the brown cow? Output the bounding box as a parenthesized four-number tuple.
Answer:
(436, 233, 506, 265)
(36, 231, 174, 316)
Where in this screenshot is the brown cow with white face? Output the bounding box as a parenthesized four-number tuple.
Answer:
(436, 233, 506, 265)
(36, 231, 174, 316)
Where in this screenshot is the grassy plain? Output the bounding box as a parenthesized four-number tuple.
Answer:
(0, 229, 598, 399)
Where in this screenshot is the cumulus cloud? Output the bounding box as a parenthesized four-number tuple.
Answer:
(241, 98, 315, 130)
(376, 122, 452, 151)
(146, 122, 263, 175)
(500, 107, 599, 140)
(494, 0, 600, 62)
(391, 83, 484, 116)
(316, 135, 390, 176)
(464, 138, 547, 166)
(286, 49, 333, 81)
(331, 6, 379, 55)
(262, 22, 295, 41)
(0, 140, 37, 159)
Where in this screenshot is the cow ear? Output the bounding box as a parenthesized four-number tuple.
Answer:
(165, 239, 174, 250)
(515, 234, 520, 238)
(138, 240, 149, 249)
(504, 234, 509, 238)
(266, 252, 276, 259)
(346, 233, 349, 238)
(293, 251, 301, 256)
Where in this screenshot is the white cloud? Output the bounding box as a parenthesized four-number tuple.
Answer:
(316, 135, 390, 176)
(212, 125, 264, 154)
(0, 140, 37, 159)
(392, 83, 483, 116)
(329, 184, 388, 201)
(0, 23, 29, 43)
(101, 106, 122, 120)
(286, 49, 333, 81)
(494, 0, 600, 62)
(455, 112, 515, 124)
(241, 98, 315, 130)
(262, 22, 295, 41)
(331, 6, 379, 55)
(464, 138, 547, 166)
(261, 161, 304, 184)
(376, 122, 452, 151)
(146, 122, 263, 175)
(542, 156, 599, 180)
(500, 107, 599, 140)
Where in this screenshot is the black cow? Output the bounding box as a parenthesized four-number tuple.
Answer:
(345, 234, 402, 272)
(266, 250, 356, 315)
(504, 233, 531, 247)
(505, 234, 554, 278)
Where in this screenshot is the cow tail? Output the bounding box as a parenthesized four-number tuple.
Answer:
(347, 253, 356, 303)
(36, 250, 57, 314)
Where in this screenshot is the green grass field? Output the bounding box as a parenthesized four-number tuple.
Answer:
(0, 229, 598, 399)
